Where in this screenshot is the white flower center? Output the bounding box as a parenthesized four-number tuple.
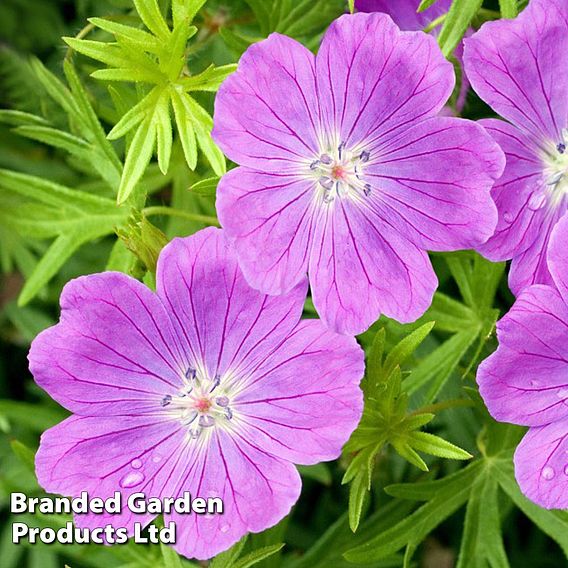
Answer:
(309, 142, 372, 204)
(161, 367, 233, 440)
(543, 130, 568, 208)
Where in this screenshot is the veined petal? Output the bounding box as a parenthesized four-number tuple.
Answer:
(477, 119, 548, 262)
(156, 228, 308, 380)
(316, 13, 454, 150)
(355, 0, 452, 32)
(217, 168, 315, 295)
(548, 213, 568, 304)
(515, 421, 568, 510)
(464, 1, 568, 141)
(213, 33, 320, 172)
(477, 285, 568, 427)
(309, 200, 437, 335)
(36, 415, 187, 535)
(235, 320, 364, 465)
(365, 117, 502, 251)
(28, 273, 187, 416)
(169, 429, 301, 560)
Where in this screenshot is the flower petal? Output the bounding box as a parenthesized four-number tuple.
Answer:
(156, 227, 308, 380)
(365, 117, 502, 251)
(464, 1, 568, 141)
(514, 421, 568, 510)
(212, 33, 319, 172)
(309, 200, 437, 335)
(36, 414, 187, 534)
(217, 168, 315, 295)
(548, 213, 568, 304)
(477, 285, 568, 427)
(316, 13, 454, 149)
(355, 0, 452, 31)
(28, 272, 186, 416)
(476, 119, 547, 262)
(235, 319, 364, 465)
(169, 429, 301, 560)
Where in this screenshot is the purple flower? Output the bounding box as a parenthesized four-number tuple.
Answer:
(355, 0, 469, 116)
(356, 0, 452, 32)
(464, 0, 568, 295)
(213, 13, 503, 335)
(478, 215, 568, 509)
(29, 228, 364, 559)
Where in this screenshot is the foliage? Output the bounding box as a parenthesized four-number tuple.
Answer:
(0, 0, 565, 567)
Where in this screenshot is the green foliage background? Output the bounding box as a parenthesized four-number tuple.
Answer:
(0, 0, 565, 567)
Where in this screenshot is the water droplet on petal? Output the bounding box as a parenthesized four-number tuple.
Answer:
(557, 388, 568, 399)
(119, 471, 145, 488)
(528, 193, 545, 210)
(564, 464, 568, 476)
(130, 459, 143, 469)
(542, 466, 555, 480)
(503, 212, 514, 223)
(530, 380, 540, 387)
(220, 524, 230, 533)
(152, 455, 162, 464)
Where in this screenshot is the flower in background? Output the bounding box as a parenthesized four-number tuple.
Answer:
(477, 215, 568, 509)
(29, 228, 364, 559)
(464, 0, 568, 295)
(355, 0, 469, 115)
(213, 13, 503, 336)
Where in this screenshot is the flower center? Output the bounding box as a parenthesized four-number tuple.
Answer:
(543, 130, 568, 208)
(309, 142, 372, 204)
(160, 367, 233, 440)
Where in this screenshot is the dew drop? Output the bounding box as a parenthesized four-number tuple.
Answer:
(564, 464, 568, 476)
(503, 212, 514, 223)
(119, 471, 145, 488)
(130, 458, 143, 470)
(530, 380, 540, 387)
(220, 524, 230, 534)
(557, 388, 568, 399)
(152, 455, 162, 464)
(528, 193, 545, 210)
(542, 466, 555, 480)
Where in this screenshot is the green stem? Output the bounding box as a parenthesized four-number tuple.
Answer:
(143, 206, 220, 226)
(424, 13, 447, 33)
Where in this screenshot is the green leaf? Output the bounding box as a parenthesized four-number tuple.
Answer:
(88, 17, 162, 51)
(297, 463, 332, 485)
(210, 536, 248, 568)
(407, 432, 472, 461)
(349, 470, 370, 532)
(382, 321, 435, 379)
(10, 440, 36, 473)
(171, 88, 198, 169)
(108, 87, 161, 140)
(180, 64, 237, 92)
(498, 0, 518, 18)
(155, 93, 173, 174)
(160, 541, 183, 568)
(133, 0, 171, 40)
(232, 544, 285, 568)
(494, 460, 568, 557)
(190, 176, 219, 196)
(219, 27, 257, 56)
(418, 0, 440, 11)
(173, 0, 207, 27)
(117, 115, 157, 204)
(0, 400, 66, 431)
(348, 0, 355, 13)
(345, 463, 478, 562)
(0, 109, 48, 126)
(438, 0, 483, 57)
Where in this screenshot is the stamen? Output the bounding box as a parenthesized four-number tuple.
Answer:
(319, 176, 334, 190)
(209, 374, 221, 393)
(547, 171, 564, 186)
(360, 150, 370, 163)
(310, 160, 320, 170)
(557, 143, 566, 154)
(320, 154, 333, 165)
(216, 396, 229, 407)
(185, 367, 197, 381)
(363, 184, 372, 197)
(199, 415, 215, 428)
(161, 394, 172, 407)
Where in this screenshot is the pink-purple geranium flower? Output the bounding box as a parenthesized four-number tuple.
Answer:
(29, 228, 364, 559)
(213, 13, 503, 336)
(464, 0, 568, 295)
(477, 215, 568, 509)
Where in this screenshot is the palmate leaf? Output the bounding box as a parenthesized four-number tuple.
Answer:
(65, 0, 232, 203)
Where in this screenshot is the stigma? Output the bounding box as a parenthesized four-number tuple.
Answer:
(309, 142, 372, 205)
(160, 367, 234, 440)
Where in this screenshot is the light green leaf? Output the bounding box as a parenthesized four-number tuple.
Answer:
(63, 38, 132, 68)
(0, 400, 67, 431)
(498, 0, 518, 18)
(155, 93, 173, 174)
(190, 176, 219, 196)
(173, 0, 207, 27)
(108, 87, 161, 140)
(348, 0, 355, 13)
(349, 470, 370, 532)
(210, 536, 248, 568)
(438, 0, 483, 57)
(133, 0, 171, 40)
(88, 17, 162, 51)
(180, 64, 237, 92)
(0, 109, 49, 126)
(10, 440, 36, 473)
(232, 543, 285, 568)
(91, 67, 159, 83)
(117, 116, 158, 204)
(160, 541, 183, 568)
(171, 88, 197, 169)
(407, 431, 472, 461)
(418, 0, 440, 11)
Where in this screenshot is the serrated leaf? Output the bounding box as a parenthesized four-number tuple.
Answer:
(91, 67, 159, 83)
(392, 440, 429, 471)
(210, 536, 248, 568)
(349, 471, 369, 532)
(64, 38, 132, 68)
(171, 88, 197, 169)
(173, 0, 207, 27)
(88, 17, 162, 51)
(160, 541, 183, 568)
(0, 109, 49, 126)
(108, 87, 161, 140)
(155, 93, 173, 174)
(180, 64, 237, 92)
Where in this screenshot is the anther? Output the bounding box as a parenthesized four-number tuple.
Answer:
(360, 150, 370, 163)
(161, 394, 172, 407)
(320, 154, 333, 165)
(363, 184, 372, 196)
(558, 143, 566, 154)
(319, 176, 334, 190)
